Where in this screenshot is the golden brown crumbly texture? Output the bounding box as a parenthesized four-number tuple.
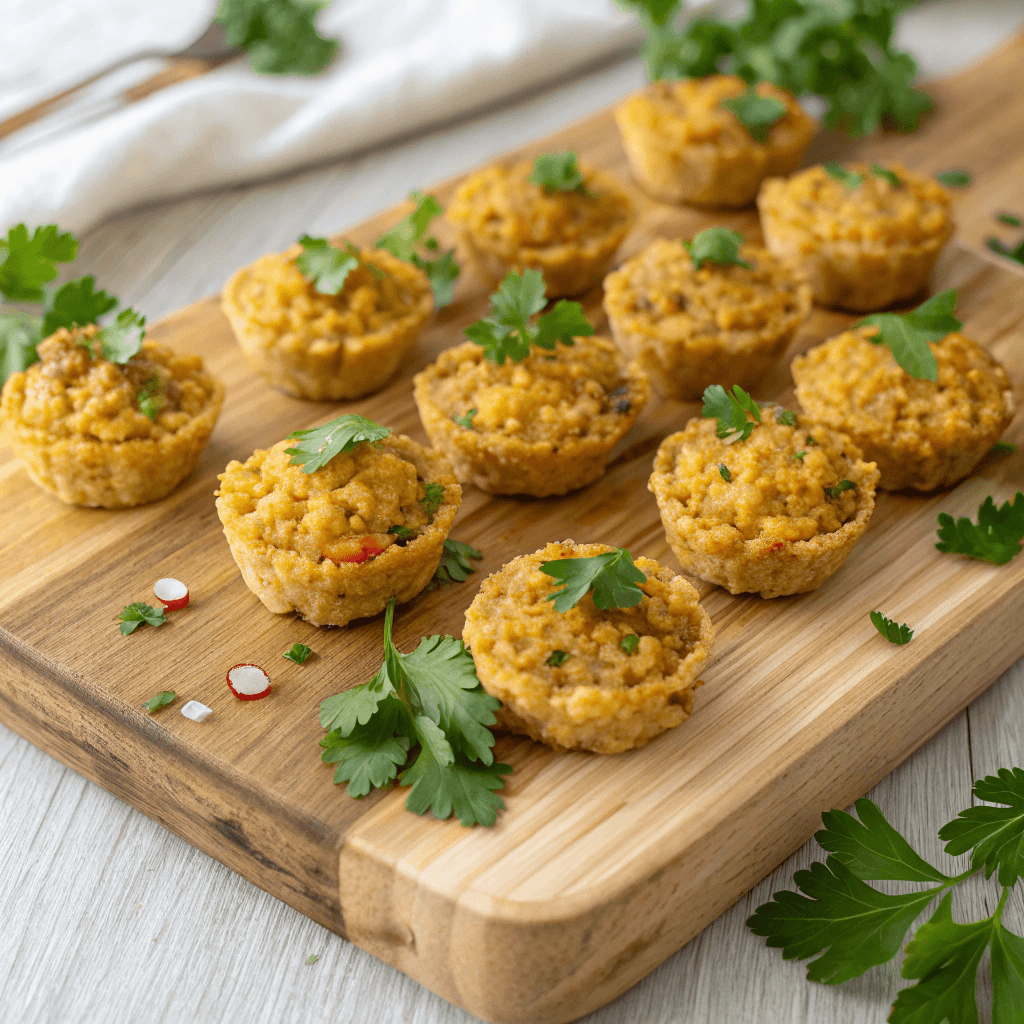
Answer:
(792, 328, 1015, 491)
(463, 540, 714, 754)
(216, 433, 460, 627)
(614, 76, 815, 207)
(757, 162, 953, 311)
(1, 325, 223, 508)
(603, 237, 812, 400)
(649, 411, 879, 597)
(221, 243, 432, 401)
(447, 159, 635, 297)
(413, 336, 649, 496)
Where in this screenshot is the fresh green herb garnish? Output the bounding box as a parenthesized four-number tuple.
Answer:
(720, 86, 786, 142)
(528, 151, 590, 195)
(823, 162, 864, 190)
(991, 441, 1016, 454)
(540, 548, 646, 613)
(429, 539, 483, 589)
(420, 482, 445, 519)
(702, 383, 761, 443)
(453, 408, 477, 429)
(214, 0, 338, 76)
(806, 435, 818, 446)
(295, 235, 371, 294)
(869, 611, 914, 645)
(283, 643, 313, 665)
(935, 492, 1024, 566)
(684, 227, 751, 271)
(305, 954, 319, 966)
(718, 463, 732, 482)
(137, 375, 163, 421)
(987, 236, 1024, 266)
(775, 408, 797, 427)
(375, 191, 460, 307)
(936, 169, 971, 187)
(118, 602, 167, 636)
(142, 691, 176, 712)
(87, 308, 147, 364)
(285, 414, 390, 473)
(464, 269, 593, 365)
(824, 480, 855, 499)
(0, 223, 77, 302)
(871, 163, 902, 187)
(546, 650, 571, 667)
(43, 275, 117, 336)
(791, 451, 807, 462)
(318, 601, 511, 826)
(620, 634, 639, 655)
(0, 313, 43, 385)
(997, 213, 1023, 227)
(388, 525, 414, 541)
(857, 289, 962, 382)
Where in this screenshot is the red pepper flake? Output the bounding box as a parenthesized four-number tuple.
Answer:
(768, 541, 788, 553)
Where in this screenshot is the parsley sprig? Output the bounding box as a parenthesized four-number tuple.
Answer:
(215, 0, 338, 76)
(118, 602, 166, 636)
(684, 228, 752, 271)
(464, 269, 593, 365)
(540, 548, 647, 613)
(318, 601, 511, 826)
(295, 235, 381, 295)
(749, 773, 1024, 1020)
(701, 384, 761, 443)
(428, 539, 483, 590)
(285, 414, 390, 473)
(721, 86, 786, 142)
(936, 492, 1024, 566)
(528, 152, 591, 195)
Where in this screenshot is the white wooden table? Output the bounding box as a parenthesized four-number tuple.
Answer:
(3, 5, 1024, 1021)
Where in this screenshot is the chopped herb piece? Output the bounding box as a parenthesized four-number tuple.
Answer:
(420, 482, 445, 519)
(285, 414, 390, 473)
(546, 650, 571, 667)
(137, 375, 163, 421)
(871, 163, 902, 187)
(0, 223, 77, 302)
(684, 227, 751, 271)
(935, 492, 1024, 566)
(388, 524, 414, 541)
(936, 169, 971, 187)
(305, 954, 319, 965)
(991, 441, 1016, 454)
(824, 480, 855, 499)
(92, 308, 146, 364)
(806, 435, 818, 446)
(540, 547, 647, 613)
(42, 275, 118, 336)
(118, 602, 166, 636)
(283, 643, 313, 665)
(869, 611, 914, 645)
(775, 408, 797, 427)
(215, 0, 338, 76)
(528, 151, 589, 194)
(453, 408, 476, 429)
(0, 312, 43, 386)
(429, 538, 483, 589)
(721, 86, 786, 142)
(791, 450, 807, 461)
(620, 634, 639, 655)
(718, 463, 732, 482)
(295, 235, 363, 294)
(701, 383, 761, 443)
(823, 163, 864, 190)
(997, 213, 1023, 227)
(142, 691, 176, 712)
(987, 236, 1024, 266)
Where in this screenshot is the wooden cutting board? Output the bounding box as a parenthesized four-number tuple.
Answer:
(2, 34, 1024, 1024)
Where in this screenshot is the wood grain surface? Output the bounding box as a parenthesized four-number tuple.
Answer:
(2, 32, 1024, 1024)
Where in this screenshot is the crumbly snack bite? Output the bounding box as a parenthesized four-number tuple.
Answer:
(413, 336, 649, 497)
(221, 243, 432, 401)
(463, 540, 713, 755)
(757, 162, 953, 311)
(650, 409, 879, 597)
(447, 160, 635, 297)
(603, 236, 812, 400)
(1, 325, 223, 508)
(792, 328, 1015, 491)
(614, 76, 815, 207)
(215, 433, 460, 626)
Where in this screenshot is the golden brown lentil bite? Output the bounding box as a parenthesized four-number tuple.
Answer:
(221, 243, 432, 401)
(613, 75, 815, 207)
(413, 335, 649, 497)
(603, 236, 812, 401)
(649, 407, 879, 597)
(0, 324, 223, 508)
(463, 540, 714, 755)
(792, 327, 1015, 491)
(757, 162, 953, 311)
(446, 159, 635, 297)
(216, 433, 460, 627)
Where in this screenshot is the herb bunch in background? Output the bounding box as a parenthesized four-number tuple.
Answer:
(618, 0, 932, 136)
(215, 0, 338, 76)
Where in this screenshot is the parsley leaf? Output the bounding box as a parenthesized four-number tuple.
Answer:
(215, 0, 338, 76)
(118, 602, 166, 636)
(823, 162, 864, 190)
(285, 414, 390, 473)
(997, 213, 1023, 228)
(453, 408, 476, 429)
(871, 162, 902, 187)
(295, 235, 361, 294)
(283, 642, 313, 665)
(388, 525, 414, 541)
(825, 480, 855, 499)
(142, 691, 176, 712)
(937, 169, 971, 188)
(42, 276, 117, 335)
(321, 696, 412, 797)
(988, 236, 1024, 267)
(858, 289, 962, 382)
(540, 548, 647, 613)
(528, 151, 589, 194)
(721, 86, 786, 142)
(774, 407, 797, 427)
(430, 538, 483, 588)
(0, 223, 77, 302)
(992, 442, 1016, 455)
(791, 451, 806, 461)
(869, 611, 914, 645)
(0, 312, 43, 386)
(718, 463, 731, 482)
(546, 650, 571, 667)
(420, 482, 445, 519)
(701, 383, 761, 442)
(137, 375, 163, 421)
(620, 634, 639, 655)
(935, 492, 1024, 566)
(92, 308, 147, 364)
(990, 913, 1024, 1024)
(305, 954, 319, 965)
(684, 227, 751, 271)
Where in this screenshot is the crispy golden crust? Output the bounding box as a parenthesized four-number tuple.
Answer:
(447, 160, 635, 297)
(792, 328, 1015, 491)
(603, 237, 812, 400)
(215, 433, 460, 626)
(413, 337, 649, 496)
(613, 76, 815, 207)
(221, 244, 432, 401)
(463, 540, 714, 754)
(649, 412, 879, 597)
(1, 325, 223, 508)
(757, 162, 953, 311)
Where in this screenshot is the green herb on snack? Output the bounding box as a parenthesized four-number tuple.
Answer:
(620, 634, 640, 655)
(465, 268, 593, 365)
(791, 451, 807, 462)
(215, 0, 338, 76)
(774, 408, 797, 427)
(119, 602, 167, 636)
(806, 435, 818, 446)
(318, 601, 510, 826)
(871, 163, 902, 187)
(283, 643, 313, 665)
(453, 408, 477, 429)
(285, 414, 390, 473)
(935, 492, 1024, 566)
(997, 213, 1023, 227)
(142, 691, 176, 712)
(718, 463, 732, 482)
(420, 482, 445, 519)
(388, 525, 414, 541)
(823, 162, 864, 190)
(91, 308, 147, 364)
(43, 275, 117, 336)
(684, 227, 751, 271)
(991, 441, 1016, 454)
(702, 383, 761, 443)
(546, 650, 571, 667)
(137, 375, 163, 421)
(540, 548, 647, 613)
(869, 611, 914, 645)
(857, 289, 962, 382)
(936, 169, 971, 187)
(428, 539, 483, 589)
(528, 151, 590, 195)
(721, 86, 786, 142)
(824, 480, 855, 499)
(295, 235, 370, 294)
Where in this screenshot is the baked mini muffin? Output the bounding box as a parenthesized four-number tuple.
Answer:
(215, 423, 460, 626)
(463, 540, 714, 754)
(1, 325, 223, 508)
(221, 241, 432, 401)
(446, 154, 635, 297)
(414, 336, 649, 497)
(614, 76, 815, 207)
(757, 162, 953, 311)
(792, 327, 1015, 491)
(649, 404, 879, 597)
(603, 233, 812, 400)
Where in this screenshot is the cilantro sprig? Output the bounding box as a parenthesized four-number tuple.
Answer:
(428, 539, 483, 590)
(720, 86, 786, 142)
(857, 289, 962, 382)
(684, 228, 751, 271)
(701, 383, 761, 442)
(118, 602, 167, 636)
(215, 0, 338, 76)
(540, 548, 646, 613)
(283, 643, 313, 665)
(295, 235, 378, 295)
(464, 269, 593, 365)
(528, 152, 590, 195)
(823, 162, 864, 190)
(285, 414, 390, 473)
(935, 492, 1024, 566)
(869, 611, 914, 645)
(318, 601, 511, 826)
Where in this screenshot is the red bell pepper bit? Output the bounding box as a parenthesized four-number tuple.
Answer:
(325, 537, 386, 565)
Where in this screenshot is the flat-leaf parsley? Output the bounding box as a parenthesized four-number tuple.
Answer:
(869, 611, 914, 645)
(935, 492, 1024, 566)
(721, 86, 786, 142)
(119, 602, 167, 636)
(684, 227, 751, 271)
(540, 548, 647, 613)
(702, 383, 761, 442)
(285, 414, 390, 473)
